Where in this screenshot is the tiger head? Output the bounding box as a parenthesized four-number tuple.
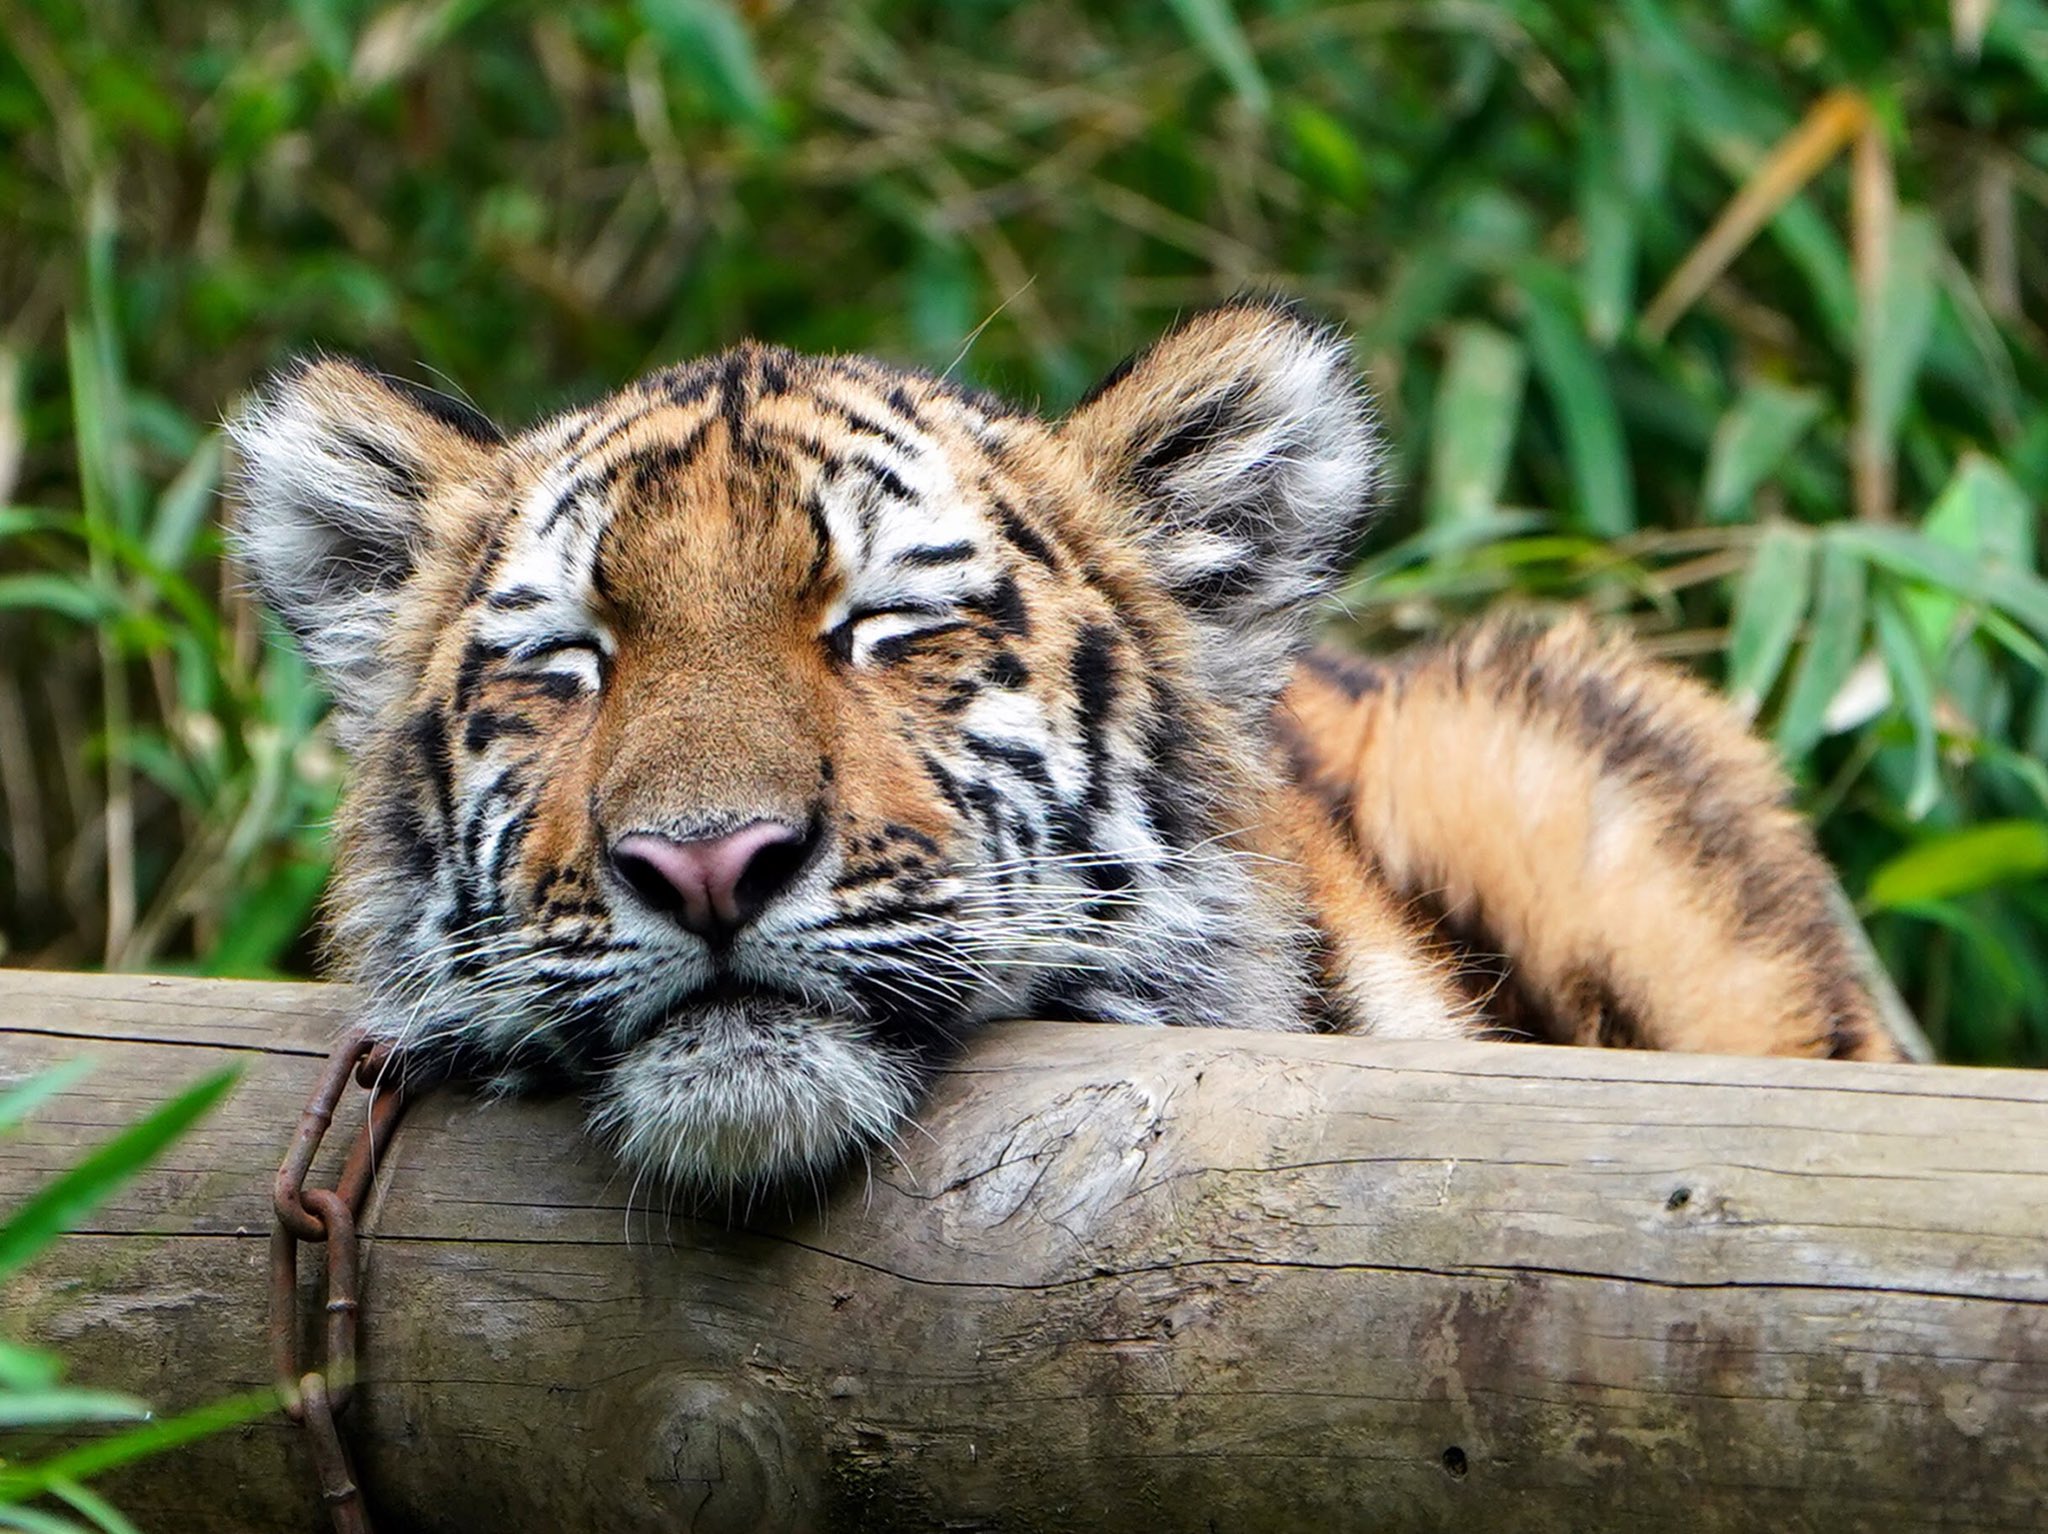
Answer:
(230, 301, 1380, 1192)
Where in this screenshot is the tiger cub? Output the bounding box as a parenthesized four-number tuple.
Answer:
(229, 301, 1897, 1191)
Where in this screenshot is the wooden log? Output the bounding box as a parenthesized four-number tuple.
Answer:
(2, 969, 2044, 1533)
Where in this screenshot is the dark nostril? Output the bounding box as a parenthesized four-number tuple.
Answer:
(608, 819, 818, 941)
(611, 843, 690, 919)
(733, 820, 817, 914)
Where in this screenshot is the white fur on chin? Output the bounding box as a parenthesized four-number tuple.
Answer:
(587, 999, 922, 1194)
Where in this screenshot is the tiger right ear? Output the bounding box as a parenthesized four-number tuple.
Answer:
(1060, 300, 1382, 724)
(227, 357, 504, 740)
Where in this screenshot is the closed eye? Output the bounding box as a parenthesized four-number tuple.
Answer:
(514, 634, 607, 693)
(826, 605, 964, 667)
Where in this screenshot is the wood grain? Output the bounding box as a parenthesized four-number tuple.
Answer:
(2, 969, 2042, 1532)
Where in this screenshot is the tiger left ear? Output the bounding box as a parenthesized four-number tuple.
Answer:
(227, 357, 505, 745)
(1060, 300, 1382, 718)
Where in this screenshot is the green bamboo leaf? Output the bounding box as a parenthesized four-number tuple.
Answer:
(145, 433, 223, 571)
(1775, 535, 1869, 760)
(1978, 608, 2048, 678)
(1832, 519, 2048, 647)
(1286, 104, 1370, 205)
(0, 1069, 238, 1283)
(0, 575, 114, 624)
(1898, 453, 2037, 652)
(636, 0, 778, 131)
(1607, 26, 1672, 203)
(285, 0, 353, 77)
(0, 509, 69, 541)
(1426, 324, 1527, 526)
(1520, 264, 1633, 535)
(0, 1391, 277, 1504)
(0, 1059, 93, 1136)
(0, 1503, 90, 1534)
(1725, 524, 1813, 718)
(1577, 161, 1633, 346)
(1165, 0, 1269, 117)
(1866, 821, 2048, 911)
(77, 197, 148, 539)
(0, 1341, 62, 1392)
(0, 1390, 151, 1430)
(43, 1482, 141, 1534)
(1860, 208, 1941, 453)
(1873, 591, 1940, 821)
(1703, 381, 1825, 523)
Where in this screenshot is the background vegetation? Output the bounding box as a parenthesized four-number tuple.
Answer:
(2, 0, 2045, 1061)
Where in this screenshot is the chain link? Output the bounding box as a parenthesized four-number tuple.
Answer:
(270, 1034, 412, 1533)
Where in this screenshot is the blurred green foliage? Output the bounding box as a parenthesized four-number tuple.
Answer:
(1, 1, 2045, 1060)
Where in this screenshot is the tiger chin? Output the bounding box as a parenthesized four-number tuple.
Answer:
(228, 300, 1899, 1197)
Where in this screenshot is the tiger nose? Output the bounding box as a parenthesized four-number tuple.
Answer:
(609, 821, 813, 942)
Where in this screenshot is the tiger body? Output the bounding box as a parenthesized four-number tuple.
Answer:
(230, 302, 1894, 1191)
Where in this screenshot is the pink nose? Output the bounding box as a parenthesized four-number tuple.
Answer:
(609, 821, 811, 941)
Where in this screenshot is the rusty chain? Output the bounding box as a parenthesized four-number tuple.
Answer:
(270, 1034, 412, 1534)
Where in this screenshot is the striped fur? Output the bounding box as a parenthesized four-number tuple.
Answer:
(228, 302, 1894, 1193)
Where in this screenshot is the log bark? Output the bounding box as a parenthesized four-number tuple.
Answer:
(2, 968, 2043, 1534)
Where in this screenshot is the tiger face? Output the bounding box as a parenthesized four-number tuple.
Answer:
(230, 302, 1379, 1191)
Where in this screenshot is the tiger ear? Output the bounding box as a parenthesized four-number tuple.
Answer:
(227, 357, 505, 738)
(1061, 300, 1381, 717)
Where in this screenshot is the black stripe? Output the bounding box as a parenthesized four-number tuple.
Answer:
(919, 752, 975, 820)
(600, 428, 711, 496)
(378, 374, 503, 446)
(991, 498, 1059, 569)
(1174, 558, 1261, 612)
(1130, 384, 1252, 496)
(885, 384, 929, 432)
(338, 428, 427, 503)
(485, 586, 548, 611)
(1070, 625, 1118, 818)
(1302, 646, 1386, 700)
(963, 734, 1052, 790)
(965, 573, 1030, 638)
(454, 638, 510, 713)
(464, 708, 540, 754)
(896, 541, 976, 568)
(852, 454, 912, 500)
(409, 706, 456, 842)
(821, 397, 916, 455)
(983, 650, 1028, 689)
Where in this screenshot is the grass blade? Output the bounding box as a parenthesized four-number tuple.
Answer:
(0, 1391, 151, 1430)
(43, 1482, 141, 1534)
(0, 1069, 238, 1283)
(1165, 0, 1269, 117)
(1873, 589, 1941, 820)
(1725, 524, 1813, 719)
(0, 1391, 278, 1504)
(144, 434, 222, 571)
(1775, 533, 1869, 760)
(0, 1505, 89, 1534)
(1520, 264, 1634, 535)
(0, 1342, 62, 1392)
(1866, 821, 2048, 910)
(1703, 381, 1825, 523)
(1832, 518, 2048, 646)
(1426, 324, 1527, 526)
(0, 576, 114, 624)
(1855, 206, 1939, 522)
(635, 0, 778, 131)
(0, 1060, 93, 1136)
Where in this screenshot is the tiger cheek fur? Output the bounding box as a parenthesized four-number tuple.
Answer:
(229, 301, 1893, 1196)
